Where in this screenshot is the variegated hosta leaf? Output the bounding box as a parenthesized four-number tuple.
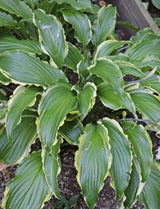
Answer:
(2, 151, 52, 209)
(94, 40, 127, 61)
(77, 51, 91, 78)
(138, 162, 160, 209)
(78, 82, 97, 119)
(51, 0, 92, 11)
(6, 86, 40, 141)
(130, 89, 160, 123)
(0, 51, 67, 86)
(37, 83, 78, 148)
(89, 58, 123, 93)
(0, 72, 11, 85)
(124, 161, 140, 208)
(122, 121, 153, 182)
(59, 118, 83, 145)
(152, 0, 160, 9)
(42, 136, 62, 199)
(102, 118, 132, 200)
(92, 5, 116, 47)
(33, 9, 68, 68)
(62, 8, 91, 47)
(97, 82, 136, 114)
(115, 61, 145, 78)
(125, 39, 160, 61)
(140, 77, 160, 95)
(0, 36, 43, 54)
(0, 0, 32, 19)
(64, 42, 83, 72)
(130, 28, 160, 44)
(0, 11, 17, 27)
(0, 115, 37, 165)
(75, 123, 111, 209)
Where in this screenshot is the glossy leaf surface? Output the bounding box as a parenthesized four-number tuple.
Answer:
(0, 115, 37, 165)
(42, 137, 62, 199)
(115, 61, 144, 78)
(0, 12, 17, 27)
(98, 82, 135, 113)
(62, 8, 91, 46)
(59, 119, 83, 145)
(122, 121, 153, 182)
(2, 151, 51, 209)
(89, 58, 123, 92)
(92, 5, 116, 46)
(6, 86, 40, 141)
(75, 123, 111, 209)
(37, 83, 78, 148)
(0, 0, 32, 19)
(78, 82, 97, 119)
(138, 162, 160, 209)
(102, 118, 132, 200)
(130, 90, 160, 123)
(124, 162, 140, 208)
(0, 72, 11, 85)
(126, 39, 160, 61)
(64, 42, 83, 72)
(34, 9, 68, 68)
(94, 40, 127, 61)
(0, 36, 42, 54)
(0, 51, 67, 86)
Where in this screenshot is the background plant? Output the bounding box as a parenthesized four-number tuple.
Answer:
(0, 0, 160, 209)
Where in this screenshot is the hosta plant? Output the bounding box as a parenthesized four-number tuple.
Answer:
(0, 0, 160, 208)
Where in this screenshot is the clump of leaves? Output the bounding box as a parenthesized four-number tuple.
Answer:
(53, 194, 79, 209)
(0, 0, 160, 209)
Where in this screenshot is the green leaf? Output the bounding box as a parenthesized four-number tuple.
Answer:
(0, 72, 11, 85)
(78, 82, 97, 119)
(50, 0, 92, 11)
(0, 103, 7, 123)
(64, 42, 83, 72)
(97, 82, 136, 114)
(0, 115, 37, 165)
(94, 40, 127, 61)
(0, 36, 43, 54)
(42, 137, 62, 199)
(125, 39, 160, 61)
(77, 51, 91, 78)
(140, 77, 160, 94)
(59, 118, 83, 145)
(152, 0, 160, 9)
(33, 9, 68, 68)
(115, 61, 145, 78)
(0, 11, 17, 27)
(2, 151, 52, 209)
(62, 8, 91, 47)
(75, 123, 111, 209)
(124, 161, 140, 208)
(69, 194, 79, 207)
(130, 89, 160, 123)
(130, 28, 160, 44)
(6, 86, 40, 141)
(89, 58, 123, 92)
(92, 5, 116, 47)
(138, 162, 160, 209)
(102, 118, 132, 200)
(37, 83, 78, 148)
(122, 121, 153, 182)
(0, 51, 67, 86)
(0, 0, 32, 19)
(116, 21, 140, 32)
(23, 0, 39, 9)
